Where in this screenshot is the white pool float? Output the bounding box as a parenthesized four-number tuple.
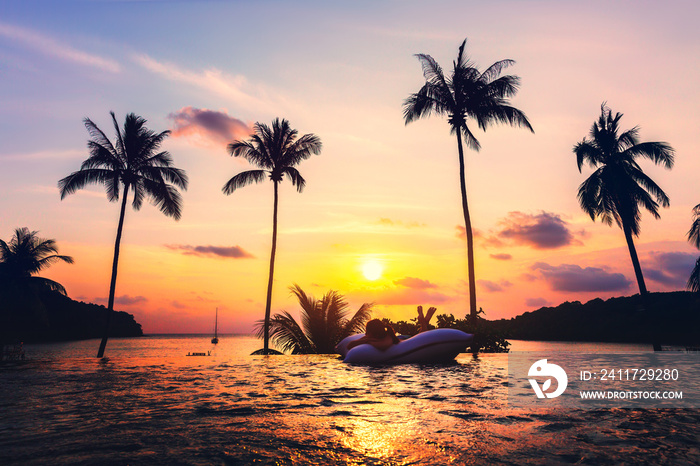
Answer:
(336, 329, 473, 364)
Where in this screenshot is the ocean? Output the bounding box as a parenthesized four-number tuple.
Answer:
(1, 335, 699, 465)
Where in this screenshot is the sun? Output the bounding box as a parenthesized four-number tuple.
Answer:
(362, 260, 384, 281)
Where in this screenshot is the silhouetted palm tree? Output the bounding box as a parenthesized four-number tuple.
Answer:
(0, 228, 74, 333)
(59, 112, 188, 357)
(688, 204, 700, 293)
(255, 284, 373, 354)
(575, 104, 674, 295)
(223, 119, 322, 354)
(0, 227, 74, 294)
(403, 39, 533, 320)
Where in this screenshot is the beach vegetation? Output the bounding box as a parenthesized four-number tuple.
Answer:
(256, 284, 372, 354)
(382, 308, 511, 353)
(0, 228, 74, 338)
(58, 112, 188, 357)
(403, 38, 533, 321)
(223, 119, 322, 355)
(0, 227, 74, 295)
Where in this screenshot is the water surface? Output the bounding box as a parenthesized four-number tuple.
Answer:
(1, 336, 698, 465)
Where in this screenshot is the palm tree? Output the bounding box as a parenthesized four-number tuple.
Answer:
(223, 118, 322, 354)
(574, 103, 674, 295)
(58, 112, 188, 358)
(403, 38, 533, 320)
(0, 227, 74, 294)
(688, 203, 700, 293)
(255, 284, 373, 354)
(0, 228, 74, 334)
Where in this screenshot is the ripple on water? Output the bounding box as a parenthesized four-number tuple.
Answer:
(1, 342, 699, 465)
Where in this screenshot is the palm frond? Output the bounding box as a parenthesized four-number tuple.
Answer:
(111, 111, 128, 161)
(29, 276, 69, 295)
(83, 117, 118, 157)
(415, 53, 447, 89)
(480, 74, 521, 100)
(222, 170, 267, 195)
(617, 127, 639, 151)
(141, 178, 183, 220)
(573, 140, 603, 172)
(403, 85, 451, 124)
(688, 204, 700, 248)
(281, 133, 322, 167)
(457, 123, 481, 151)
(623, 141, 675, 169)
(36, 254, 74, 270)
(254, 312, 314, 354)
(342, 302, 373, 338)
(228, 140, 271, 169)
(58, 169, 117, 200)
(627, 168, 669, 209)
(479, 58, 516, 83)
(280, 167, 306, 192)
(475, 103, 534, 133)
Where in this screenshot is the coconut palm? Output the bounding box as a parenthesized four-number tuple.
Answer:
(688, 204, 700, 293)
(59, 112, 188, 358)
(0, 228, 74, 334)
(403, 38, 533, 320)
(0, 227, 74, 294)
(223, 118, 322, 354)
(255, 284, 373, 354)
(574, 104, 674, 294)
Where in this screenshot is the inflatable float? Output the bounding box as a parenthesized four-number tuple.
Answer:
(336, 329, 473, 364)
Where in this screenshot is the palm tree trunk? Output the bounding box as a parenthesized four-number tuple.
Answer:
(455, 127, 478, 320)
(621, 221, 660, 350)
(96, 186, 129, 358)
(622, 222, 648, 295)
(262, 181, 279, 353)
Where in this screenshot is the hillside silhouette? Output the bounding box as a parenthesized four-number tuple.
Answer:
(487, 291, 699, 345)
(0, 289, 142, 343)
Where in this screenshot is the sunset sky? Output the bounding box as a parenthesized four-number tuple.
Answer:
(1, 1, 699, 335)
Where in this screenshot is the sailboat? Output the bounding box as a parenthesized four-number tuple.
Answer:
(211, 308, 219, 344)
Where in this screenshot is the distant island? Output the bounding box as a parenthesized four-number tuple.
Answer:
(0, 290, 143, 343)
(486, 291, 699, 346)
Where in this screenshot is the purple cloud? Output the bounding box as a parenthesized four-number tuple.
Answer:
(497, 211, 579, 249)
(168, 107, 252, 146)
(525, 297, 551, 307)
(490, 253, 513, 261)
(166, 244, 254, 259)
(95, 295, 148, 306)
(478, 280, 513, 293)
(531, 262, 632, 292)
(394, 277, 438, 289)
(645, 251, 697, 287)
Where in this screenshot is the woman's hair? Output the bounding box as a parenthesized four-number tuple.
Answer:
(365, 319, 400, 344)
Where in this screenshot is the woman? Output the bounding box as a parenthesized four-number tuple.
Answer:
(346, 319, 400, 351)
